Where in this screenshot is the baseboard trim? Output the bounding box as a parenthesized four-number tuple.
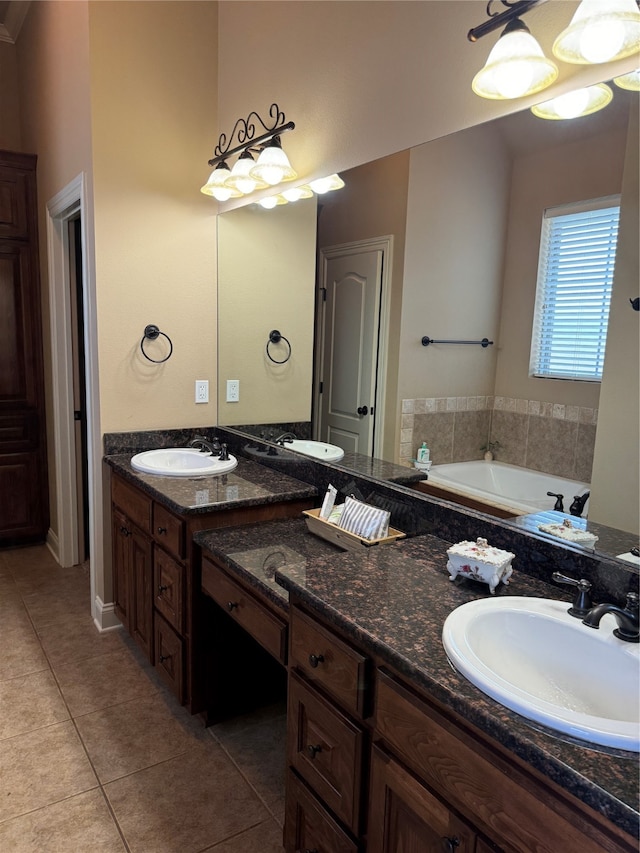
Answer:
(93, 595, 122, 632)
(46, 529, 60, 565)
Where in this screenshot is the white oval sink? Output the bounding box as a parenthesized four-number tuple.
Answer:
(131, 448, 237, 477)
(442, 596, 640, 751)
(284, 439, 344, 462)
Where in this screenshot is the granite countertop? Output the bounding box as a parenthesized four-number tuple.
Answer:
(196, 516, 639, 841)
(104, 454, 318, 515)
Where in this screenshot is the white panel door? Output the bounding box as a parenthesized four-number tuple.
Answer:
(319, 248, 383, 455)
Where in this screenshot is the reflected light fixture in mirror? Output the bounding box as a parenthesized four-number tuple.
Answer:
(614, 67, 640, 89)
(258, 174, 345, 209)
(308, 173, 346, 193)
(553, 0, 640, 65)
(531, 82, 614, 119)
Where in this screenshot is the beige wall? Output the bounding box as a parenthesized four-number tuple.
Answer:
(495, 124, 627, 408)
(590, 103, 640, 535)
(88, 1, 218, 434)
(217, 198, 317, 425)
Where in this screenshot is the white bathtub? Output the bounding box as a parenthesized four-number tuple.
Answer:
(424, 460, 590, 517)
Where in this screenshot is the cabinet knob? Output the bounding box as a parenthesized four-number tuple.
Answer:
(158, 584, 168, 593)
(157, 526, 167, 535)
(227, 601, 238, 611)
(159, 654, 170, 664)
(307, 744, 322, 759)
(119, 525, 131, 537)
(441, 838, 460, 852)
(308, 653, 324, 668)
(304, 849, 319, 853)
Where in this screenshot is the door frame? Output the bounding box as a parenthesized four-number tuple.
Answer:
(314, 236, 393, 459)
(46, 175, 113, 629)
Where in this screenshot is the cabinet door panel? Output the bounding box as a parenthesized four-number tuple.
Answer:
(112, 508, 131, 630)
(153, 503, 184, 560)
(284, 769, 358, 853)
(155, 612, 184, 701)
(368, 745, 476, 853)
(130, 529, 153, 658)
(0, 164, 31, 239)
(154, 548, 184, 633)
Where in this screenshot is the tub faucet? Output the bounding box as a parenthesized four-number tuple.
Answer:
(188, 435, 221, 456)
(275, 432, 296, 446)
(547, 491, 564, 512)
(582, 592, 639, 643)
(569, 491, 590, 517)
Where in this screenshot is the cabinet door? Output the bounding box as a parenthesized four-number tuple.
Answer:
(112, 508, 131, 630)
(284, 769, 358, 853)
(368, 745, 476, 853)
(129, 528, 153, 659)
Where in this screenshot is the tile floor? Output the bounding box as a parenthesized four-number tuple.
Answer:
(0, 545, 287, 852)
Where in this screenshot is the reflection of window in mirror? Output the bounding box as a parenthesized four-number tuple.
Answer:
(529, 195, 621, 382)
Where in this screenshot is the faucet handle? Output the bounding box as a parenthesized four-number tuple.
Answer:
(552, 572, 593, 618)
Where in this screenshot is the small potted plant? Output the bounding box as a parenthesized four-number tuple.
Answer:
(480, 440, 501, 461)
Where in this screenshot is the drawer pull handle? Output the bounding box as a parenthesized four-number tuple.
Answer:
(157, 526, 167, 535)
(159, 654, 170, 663)
(227, 601, 238, 611)
(119, 526, 131, 537)
(441, 838, 460, 852)
(308, 653, 324, 668)
(307, 744, 322, 759)
(158, 584, 168, 593)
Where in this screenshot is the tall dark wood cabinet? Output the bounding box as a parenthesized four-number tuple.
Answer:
(0, 151, 49, 545)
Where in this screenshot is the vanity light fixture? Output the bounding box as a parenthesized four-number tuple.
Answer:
(614, 67, 640, 89)
(201, 103, 296, 200)
(553, 0, 640, 65)
(281, 185, 314, 202)
(531, 82, 613, 119)
(308, 174, 346, 194)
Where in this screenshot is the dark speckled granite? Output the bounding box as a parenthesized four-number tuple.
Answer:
(195, 517, 639, 841)
(104, 454, 317, 515)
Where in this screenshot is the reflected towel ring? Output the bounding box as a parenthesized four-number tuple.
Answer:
(140, 324, 173, 363)
(266, 329, 292, 364)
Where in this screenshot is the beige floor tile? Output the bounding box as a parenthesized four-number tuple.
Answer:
(75, 693, 210, 783)
(53, 647, 159, 717)
(14, 564, 90, 596)
(36, 614, 127, 669)
(105, 741, 269, 853)
(0, 789, 126, 853)
(0, 669, 69, 740)
(201, 817, 285, 852)
(0, 618, 49, 682)
(217, 713, 287, 807)
(22, 584, 92, 629)
(3, 545, 59, 574)
(0, 720, 98, 822)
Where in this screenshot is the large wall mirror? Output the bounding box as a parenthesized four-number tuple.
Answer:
(217, 83, 638, 545)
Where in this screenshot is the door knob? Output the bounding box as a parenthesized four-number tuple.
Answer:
(357, 405, 369, 416)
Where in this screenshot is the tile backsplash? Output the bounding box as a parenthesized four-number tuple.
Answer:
(400, 396, 598, 483)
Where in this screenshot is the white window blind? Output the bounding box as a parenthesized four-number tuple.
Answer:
(529, 197, 620, 382)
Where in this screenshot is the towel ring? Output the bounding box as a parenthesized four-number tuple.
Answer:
(140, 324, 173, 363)
(266, 329, 291, 364)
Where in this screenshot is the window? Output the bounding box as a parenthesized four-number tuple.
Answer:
(529, 196, 620, 382)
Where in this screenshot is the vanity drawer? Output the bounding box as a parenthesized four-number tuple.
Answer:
(154, 548, 184, 633)
(287, 670, 364, 835)
(153, 503, 184, 560)
(154, 612, 184, 702)
(375, 669, 621, 853)
(284, 769, 359, 853)
(112, 476, 151, 534)
(201, 557, 287, 664)
(290, 606, 368, 717)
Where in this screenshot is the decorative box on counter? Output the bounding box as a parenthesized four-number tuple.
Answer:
(446, 537, 514, 594)
(303, 508, 405, 552)
(538, 518, 599, 549)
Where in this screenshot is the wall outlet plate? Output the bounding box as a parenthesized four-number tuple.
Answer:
(226, 379, 240, 402)
(195, 379, 209, 403)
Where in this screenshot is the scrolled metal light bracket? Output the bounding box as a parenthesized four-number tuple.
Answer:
(207, 103, 295, 168)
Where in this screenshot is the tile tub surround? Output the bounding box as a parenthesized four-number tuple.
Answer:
(196, 517, 639, 842)
(401, 396, 598, 482)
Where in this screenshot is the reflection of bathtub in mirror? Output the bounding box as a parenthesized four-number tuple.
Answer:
(416, 460, 589, 519)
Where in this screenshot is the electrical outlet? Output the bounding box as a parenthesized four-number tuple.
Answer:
(195, 380, 209, 403)
(226, 379, 240, 402)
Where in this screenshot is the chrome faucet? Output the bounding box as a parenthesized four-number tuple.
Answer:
(188, 435, 221, 456)
(274, 432, 297, 446)
(582, 592, 639, 643)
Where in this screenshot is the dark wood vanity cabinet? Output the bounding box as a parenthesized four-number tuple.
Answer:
(284, 600, 636, 853)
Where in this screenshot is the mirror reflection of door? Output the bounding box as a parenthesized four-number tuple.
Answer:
(316, 241, 388, 455)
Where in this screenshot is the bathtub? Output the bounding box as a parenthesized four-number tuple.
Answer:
(423, 460, 590, 517)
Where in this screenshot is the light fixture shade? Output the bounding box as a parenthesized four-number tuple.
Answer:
(308, 173, 346, 194)
(614, 68, 640, 90)
(257, 195, 287, 209)
(249, 137, 297, 186)
(200, 162, 242, 201)
(553, 0, 640, 64)
(281, 185, 314, 202)
(225, 151, 269, 195)
(531, 82, 613, 120)
(472, 19, 559, 100)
